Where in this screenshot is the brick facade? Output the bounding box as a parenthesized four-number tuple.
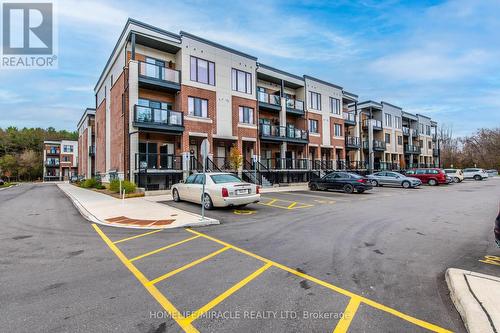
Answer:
(78, 129, 88, 176)
(110, 72, 126, 172)
(232, 95, 258, 153)
(95, 99, 106, 174)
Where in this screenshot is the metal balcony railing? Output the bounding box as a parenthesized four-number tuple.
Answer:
(404, 145, 421, 154)
(135, 153, 182, 170)
(285, 98, 304, 112)
(134, 105, 184, 127)
(259, 124, 308, 141)
(345, 136, 361, 148)
(138, 61, 180, 84)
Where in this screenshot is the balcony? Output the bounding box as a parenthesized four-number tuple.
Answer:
(433, 148, 439, 157)
(285, 98, 304, 116)
(402, 127, 410, 136)
(259, 124, 308, 144)
(432, 134, 437, 141)
(138, 61, 181, 92)
(404, 145, 421, 154)
(45, 160, 60, 167)
(257, 90, 281, 112)
(345, 136, 361, 149)
(343, 112, 356, 126)
(46, 148, 60, 155)
(261, 158, 310, 170)
(363, 140, 386, 151)
(133, 105, 184, 133)
(362, 119, 382, 130)
(135, 153, 183, 171)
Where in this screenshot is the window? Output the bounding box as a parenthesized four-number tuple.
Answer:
(309, 92, 321, 110)
(231, 68, 252, 94)
(211, 174, 243, 184)
(330, 97, 340, 115)
(239, 106, 254, 124)
(419, 140, 424, 148)
(63, 145, 73, 153)
(385, 133, 391, 144)
(395, 116, 401, 129)
(63, 156, 70, 162)
(428, 141, 432, 149)
(308, 119, 319, 133)
(426, 125, 431, 135)
(397, 135, 403, 145)
(334, 123, 342, 137)
(190, 56, 215, 85)
(185, 174, 196, 184)
(420, 123, 424, 133)
(188, 97, 208, 118)
(385, 114, 392, 127)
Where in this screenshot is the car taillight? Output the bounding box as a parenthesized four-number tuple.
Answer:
(256, 186, 260, 194)
(356, 179, 365, 183)
(221, 187, 229, 198)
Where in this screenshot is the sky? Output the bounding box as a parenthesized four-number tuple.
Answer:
(1, 0, 499, 137)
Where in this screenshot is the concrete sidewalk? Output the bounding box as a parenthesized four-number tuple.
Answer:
(58, 183, 219, 229)
(446, 268, 500, 333)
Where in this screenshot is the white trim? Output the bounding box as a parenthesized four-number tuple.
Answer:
(309, 133, 320, 137)
(237, 123, 257, 129)
(185, 115, 213, 123)
(309, 143, 319, 147)
(242, 137, 257, 142)
(307, 109, 322, 115)
(320, 145, 333, 148)
(212, 134, 237, 140)
(188, 132, 208, 138)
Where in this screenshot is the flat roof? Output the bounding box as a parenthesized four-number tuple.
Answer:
(77, 108, 96, 130)
(381, 101, 402, 110)
(358, 100, 382, 109)
(304, 75, 343, 90)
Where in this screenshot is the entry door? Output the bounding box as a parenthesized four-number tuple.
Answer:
(261, 150, 271, 168)
(217, 147, 226, 169)
(190, 144, 198, 169)
(285, 151, 293, 169)
(148, 143, 158, 169)
(160, 143, 174, 169)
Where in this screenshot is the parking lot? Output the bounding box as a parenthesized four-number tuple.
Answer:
(1, 180, 499, 332)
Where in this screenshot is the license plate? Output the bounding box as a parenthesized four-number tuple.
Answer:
(236, 189, 249, 195)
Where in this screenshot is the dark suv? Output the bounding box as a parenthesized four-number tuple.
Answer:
(309, 171, 373, 194)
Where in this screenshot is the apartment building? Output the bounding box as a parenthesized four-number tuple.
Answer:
(90, 19, 438, 190)
(43, 140, 78, 181)
(77, 108, 96, 179)
(343, 101, 439, 170)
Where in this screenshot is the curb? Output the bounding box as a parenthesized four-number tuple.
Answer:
(58, 184, 219, 230)
(446, 268, 497, 333)
(0, 183, 19, 191)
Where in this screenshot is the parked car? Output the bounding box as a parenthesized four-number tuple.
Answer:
(463, 168, 489, 180)
(366, 171, 421, 188)
(309, 171, 373, 194)
(172, 172, 260, 209)
(443, 169, 464, 183)
(0, 178, 4, 186)
(495, 203, 500, 247)
(486, 169, 498, 177)
(404, 168, 448, 186)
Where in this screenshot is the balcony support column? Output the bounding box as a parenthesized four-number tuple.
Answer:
(131, 33, 136, 60)
(128, 60, 139, 181)
(354, 105, 361, 162)
(280, 142, 287, 169)
(368, 118, 374, 173)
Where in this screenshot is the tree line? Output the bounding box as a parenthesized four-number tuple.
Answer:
(440, 127, 500, 170)
(0, 127, 78, 181)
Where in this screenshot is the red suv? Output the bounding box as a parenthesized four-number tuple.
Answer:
(405, 168, 448, 186)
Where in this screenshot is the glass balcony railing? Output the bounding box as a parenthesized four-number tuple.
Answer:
(259, 124, 308, 141)
(402, 127, 410, 135)
(404, 145, 421, 154)
(138, 61, 180, 85)
(257, 91, 281, 106)
(135, 153, 183, 170)
(345, 136, 361, 148)
(343, 112, 356, 123)
(363, 119, 382, 129)
(134, 105, 184, 128)
(285, 98, 304, 112)
(363, 140, 386, 150)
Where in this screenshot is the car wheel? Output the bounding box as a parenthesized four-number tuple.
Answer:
(474, 175, 482, 181)
(402, 181, 411, 189)
(356, 189, 365, 194)
(310, 183, 318, 191)
(172, 189, 181, 202)
(453, 177, 460, 183)
(202, 193, 214, 210)
(428, 179, 437, 186)
(343, 184, 354, 194)
(371, 180, 379, 187)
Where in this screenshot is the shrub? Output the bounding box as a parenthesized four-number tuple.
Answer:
(109, 179, 136, 194)
(81, 178, 98, 188)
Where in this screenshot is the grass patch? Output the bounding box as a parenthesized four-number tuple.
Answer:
(0, 182, 14, 188)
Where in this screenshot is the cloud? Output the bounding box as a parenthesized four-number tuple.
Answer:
(0, 89, 27, 104)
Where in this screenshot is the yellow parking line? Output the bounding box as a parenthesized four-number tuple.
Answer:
(287, 202, 297, 209)
(113, 229, 162, 244)
(332, 297, 361, 333)
(92, 224, 198, 333)
(148, 246, 230, 285)
(186, 262, 273, 323)
(129, 235, 201, 262)
(185, 228, 452, 333)
(263, 198, 277, 206)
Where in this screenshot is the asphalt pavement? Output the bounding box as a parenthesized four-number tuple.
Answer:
(1, 180, 499, 332)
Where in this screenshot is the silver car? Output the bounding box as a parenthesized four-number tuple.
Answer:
(366, 171, 422, 188)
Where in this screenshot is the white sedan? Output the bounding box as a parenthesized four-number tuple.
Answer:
(171, 172, 260, 209)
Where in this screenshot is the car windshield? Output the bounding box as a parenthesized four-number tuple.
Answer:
(210, 174, 243, 184)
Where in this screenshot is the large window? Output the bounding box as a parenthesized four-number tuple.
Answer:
(395, 116, 401, 129)
(385, 114, 392, 127)
(190, 56, 215, 85)
(334, 123, 342, 136)
(309, 91, 321, 110)
(330, 97, 340, 115)
(239, 106, 254, 124)
(231, 68, 252, 94)
(426, 125, 431, 135)
(428, 141, 432, 149)
(397, 135, 403, 145)
(63, 145, 73, 153)
(188, 97, 208, 118)
(420, 123, 424, 133)
(385, 133, 391, 144)
(308, 119, 319, 133)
